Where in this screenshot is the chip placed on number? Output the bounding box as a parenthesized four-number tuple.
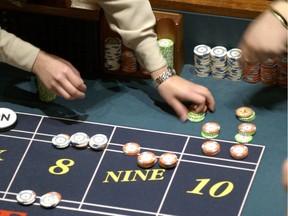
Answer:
(122, 142, 140, 156)
(137, 151, 157, 168)
(159, 152, 178, 169)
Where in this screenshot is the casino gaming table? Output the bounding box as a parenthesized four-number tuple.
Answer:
(0, 9, 287, 216)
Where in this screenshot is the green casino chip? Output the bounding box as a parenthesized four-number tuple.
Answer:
(158, 38, 174, 68)
(235, 133, 253, 144)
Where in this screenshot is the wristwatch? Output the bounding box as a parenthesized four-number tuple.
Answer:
(153, 67, 176, 87)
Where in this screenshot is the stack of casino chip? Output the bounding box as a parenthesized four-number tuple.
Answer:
(201, 122, 221, 139)
(235, 106, 256, 123)
(70, 132, 90, 149)
(226, 48, 244, 81)
(243, 62, 261, 83)
(210, 46, 227, 79)
(260, 58, 278, 86)
(159, 152, 178, 169)
(16, 190, 37, 206)
(187, 105, 207, 123)
(193, 44, 211, 77)
(121, 49, 138, 73)
(158, 38, 174, 68)
(235, 123, 256, 144)
(40, 191, 62, 208)
(89, 134, 108, 151)
(230, 144, 248, 160)
(137, 151, 158, 168)
(277, 56, 287, 88)
(104, 37, 122, 71)
(36, 76, 56, 102)
(202, 140, 220, 156)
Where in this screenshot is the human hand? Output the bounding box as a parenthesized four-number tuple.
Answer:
(152, 67, 215, 122)
(32, 51, 86, 100)
(239, 9, 287, 64)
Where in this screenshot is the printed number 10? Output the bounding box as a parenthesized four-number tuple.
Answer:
(186, 178, 234, 198)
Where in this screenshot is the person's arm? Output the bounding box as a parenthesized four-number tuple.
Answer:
(97, 0, 215, 121)
(239, 0, 287, 63)
(0, 27, 86, 100)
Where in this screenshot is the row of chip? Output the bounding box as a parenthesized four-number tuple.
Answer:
(104, 37, 174, 73)
(201, 140, 248, 160)
(52, 132, 108, 151)
(193, 44, 244, 80)
(16, 190, 61, 208)
(122, 142, 178, 169)
(243, 56, 287, 88)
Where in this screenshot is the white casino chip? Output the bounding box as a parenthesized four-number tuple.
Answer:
(89, 134, 108, 150)
(16, 190, 37, 205)
(227, 48, 242, 60)
(194, 44, 211, 56)
(210, 46, 227, 58)
(52, 134, 70, 149)
(40, 191, 62, 208)
(0, 108, 17, 131)
(70, 132, 90, 148)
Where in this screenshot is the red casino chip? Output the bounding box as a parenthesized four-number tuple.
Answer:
(230, 144, 248, 160)
(137, 151, 157, 168)
(159, 152, 178, 169)
(235, 106, 254, 118)
(238, 123, 256, 136)
(122, 142, 140, 156)
(202, 140, 220, 156)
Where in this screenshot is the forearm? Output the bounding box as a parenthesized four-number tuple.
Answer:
(0, 27, 40, 71)
(97, 0, 167, 73)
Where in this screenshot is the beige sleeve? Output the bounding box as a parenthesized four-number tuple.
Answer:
(97, 0, 167, 72)
(0, 26, 40, 72)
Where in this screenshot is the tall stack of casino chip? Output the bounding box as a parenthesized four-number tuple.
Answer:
(278, 56, 288, 88)
(243, 62, 261, 83)
(104, 37, 122, 71)
(121, 48, 138, 73)
(193, 44, 211, 77)
(210, 46, 227, 79)
(158, 38, 174, 69)
(260, 58, 278, 86)
(226, 48, 244, 81)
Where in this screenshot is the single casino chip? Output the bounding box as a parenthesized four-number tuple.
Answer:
(238, 123, 256, 136)
(137, 151, 157, 168)
(235, 133, 253, 144)
(159, 152, 178, 169)
(89, 134, 108, 151)
(230, 144, 248, 160)
(202, 140, 221, 156)
(70, 132, 90, 149)
(16, 190, 37, 206)
(0, 108, 17, 131)
(201, 122, 220, 139)
(122, 142, 141, 156)
(40, 191, 62, 208)
(52, 134, 70, 149)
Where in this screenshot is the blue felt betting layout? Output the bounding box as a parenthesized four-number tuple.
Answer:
(0, 112, 265, 216)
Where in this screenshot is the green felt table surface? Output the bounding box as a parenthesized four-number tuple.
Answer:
(0, 63, 287, 216)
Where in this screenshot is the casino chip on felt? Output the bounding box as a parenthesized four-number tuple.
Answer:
(202, 140, 220, 156)
(52, 134, 71, 149)
(40, 191, 62, 208)
(70, 132, 90, 149)
(159, 152, 178, 169)
(137, 151, 157, 168)
(235, 106, 256, 122)
(89, 134, 108, 151)
(201, 122, 220, 139)
(122, 142, 141, 156)
(230, 144, 248, 160)
(16, 190, 37, 206)
(0, 108, 17, 131)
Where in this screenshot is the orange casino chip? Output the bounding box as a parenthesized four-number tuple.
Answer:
(202, 140, 220, 156)
(202, 122, 220, 134)
(137, 151, 157, 168)
(238, 123, 256, 136)
(230, 144, 248, 160)
(188, 104, 207, 114)
(159, 152, 178, 169)
(122, 142, 141, 156)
